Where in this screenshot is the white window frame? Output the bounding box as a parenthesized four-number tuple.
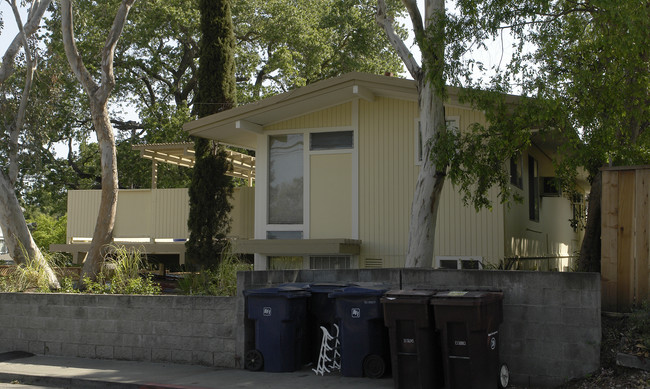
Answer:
(435, 256, 484, 269)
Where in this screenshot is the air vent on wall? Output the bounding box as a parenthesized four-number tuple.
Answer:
(364, 258, 383, 268)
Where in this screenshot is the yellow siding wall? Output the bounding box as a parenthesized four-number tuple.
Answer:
(265, 102, 352, 130)
(230, 186, 255, 239)
(504, 147, 583, 261)
(310, 154, 352, 238)
(66, 187, 254, 242)
(435, 106, 505, 263)
(151, 188, 190, 239)
(358, 97, 418, 267)
(67, 190, 101, 239)
(114, 190, 154, 238)
(358, 98, 506, 268)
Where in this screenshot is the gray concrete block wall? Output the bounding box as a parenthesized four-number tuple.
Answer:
(400, 269, 601, 388)
(238, 269, 601, 388)
(0, 293, 238, 368)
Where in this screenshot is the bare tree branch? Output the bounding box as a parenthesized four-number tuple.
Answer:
(8, 0, 38, 186)
(376, 0, 422, 80)
(61, 0, 99, 96)
(0, 0, 50, 86)
(98, 0, 137, 102)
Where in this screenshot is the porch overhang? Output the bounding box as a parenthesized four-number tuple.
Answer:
(131, 142, 256, 184)
(232, 239, 361, 256)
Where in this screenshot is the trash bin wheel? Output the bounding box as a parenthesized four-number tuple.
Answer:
(362, 354, 386, 378)
(498, 363, 510, 388)
(244, 349, 264, 371)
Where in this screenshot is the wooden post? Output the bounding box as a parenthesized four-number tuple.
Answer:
(152, 160, 158, 189)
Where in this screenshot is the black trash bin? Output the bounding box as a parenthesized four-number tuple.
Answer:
(430, 291, 507, 389)
(329, 286, 390, 378)
(382, 289, 444, 389)
(307, 282, 349, 364)
(244, 286, 311, 372)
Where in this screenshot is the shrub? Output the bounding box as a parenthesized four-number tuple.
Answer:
(0, 256, 55, 293)
(179, 243, 252, 296)
(82, 245, 161, 295)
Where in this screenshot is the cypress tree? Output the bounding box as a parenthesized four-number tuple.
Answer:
(186, 0, 236, 269)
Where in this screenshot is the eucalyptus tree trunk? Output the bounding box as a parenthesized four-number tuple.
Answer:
(60, 0, 136, 280)
(0, 0, 59, 288)
(377, 0, 447, 267)
(0, 174, 59, 287)
(577, 171, 602, 272)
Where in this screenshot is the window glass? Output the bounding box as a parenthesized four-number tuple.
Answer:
(510, 154, 523, 189)
(310, 255, 351, 270)
(269, 256, 303, 270)
(0, 239, 6, 254)
(528, 156, 540, 222)
(268, 134, 303, 224)
(266, 231, 303, 240)
(310, 131, 353, 151)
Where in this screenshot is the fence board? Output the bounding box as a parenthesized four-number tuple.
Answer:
(617, 171, 635, 309)
(601, 170, 619, 311)
(636, 170, 650, 303)
(601, 166, 650, 311)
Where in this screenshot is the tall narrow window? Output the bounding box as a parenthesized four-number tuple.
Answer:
(268, 134, 303, 224)
(528, 156, 539, 222)
(510, 154, 523, 189)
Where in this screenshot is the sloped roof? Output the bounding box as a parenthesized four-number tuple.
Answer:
(183, 72, 422, 148)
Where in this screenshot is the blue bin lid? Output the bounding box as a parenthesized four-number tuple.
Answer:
(328, 286, 387, 298)
(243, 286, 311, 298)
(276, 282, 311, 289)
(309, 282, 350, 293)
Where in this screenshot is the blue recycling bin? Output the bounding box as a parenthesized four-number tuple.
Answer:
(329, 286, 390, 378)
(244, 286, 311, 372)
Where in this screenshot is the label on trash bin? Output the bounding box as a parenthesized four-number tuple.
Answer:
(351, 307, 361, 318)
(263, 307, 272, 317)
(447, 291, 468, 297)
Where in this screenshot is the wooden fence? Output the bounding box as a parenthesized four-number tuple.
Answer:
(601, 166, 650, 311)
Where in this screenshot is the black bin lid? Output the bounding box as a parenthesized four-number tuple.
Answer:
(381, 289, 437, 304)
(430, 290, 503, 306)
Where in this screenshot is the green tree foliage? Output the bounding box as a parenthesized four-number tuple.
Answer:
(25, 211, 67, 254)
(185, 0, 235, 269)
(431, 0, 650, 271)
(234, 0, 406, 101)
(18, 0, 404, 217)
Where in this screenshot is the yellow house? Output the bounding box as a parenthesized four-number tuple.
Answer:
(50, 144, 256, 266)
(184, 72, 586, 271)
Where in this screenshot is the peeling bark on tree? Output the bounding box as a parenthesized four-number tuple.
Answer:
(0, 173, 59, 287)
(0, 0, 59, 289)
(377, 0, 447, 268)
(61, 0, 136, 280)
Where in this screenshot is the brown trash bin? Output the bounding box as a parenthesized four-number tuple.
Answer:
(382, 289, 444, 389)
(430, 291, 508, 389)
